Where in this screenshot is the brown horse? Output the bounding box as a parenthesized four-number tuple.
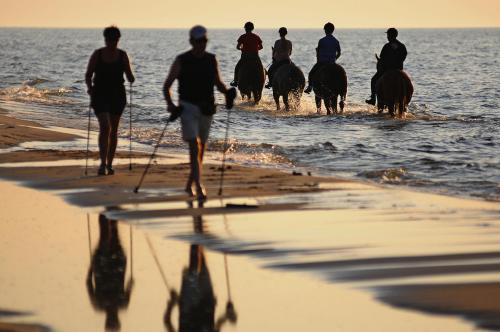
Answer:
(311, 63, 347, 115)
(376, 70, 413, 117)
(237, 56, 265, 104)
(271, 63, 305, 112)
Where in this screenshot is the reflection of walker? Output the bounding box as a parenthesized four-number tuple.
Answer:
(86, 214, 134, 331)
(146, 225, 237, 331)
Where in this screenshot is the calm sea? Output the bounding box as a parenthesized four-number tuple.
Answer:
(0, 28, 498, 201)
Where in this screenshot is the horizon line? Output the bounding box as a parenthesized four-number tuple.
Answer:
(1, 25, 499, 30)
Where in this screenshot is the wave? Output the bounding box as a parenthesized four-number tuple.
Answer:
(0, 83, 76, 106)
(358, 167, 409, 184)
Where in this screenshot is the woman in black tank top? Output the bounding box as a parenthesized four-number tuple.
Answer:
(85, 26, 135, 176)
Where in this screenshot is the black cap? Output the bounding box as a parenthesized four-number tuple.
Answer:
(386, 28, 398, 36)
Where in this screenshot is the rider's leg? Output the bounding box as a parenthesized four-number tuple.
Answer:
(231, 58, 242, 86)
(366, 71, 381, 105)
(304, 62, 320, 93)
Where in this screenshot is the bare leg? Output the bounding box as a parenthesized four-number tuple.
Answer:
(96, 113, 111, 172)
(187, 138, 206, 200)
(107, 113, 122, 171)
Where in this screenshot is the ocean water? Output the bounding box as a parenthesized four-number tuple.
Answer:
(0, 28, 498, 201)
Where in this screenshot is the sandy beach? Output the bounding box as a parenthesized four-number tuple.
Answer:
(1, 112, 500, 331)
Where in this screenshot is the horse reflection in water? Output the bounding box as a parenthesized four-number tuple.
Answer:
(164, 215, 237, 332)
(87, 214, 133, 331)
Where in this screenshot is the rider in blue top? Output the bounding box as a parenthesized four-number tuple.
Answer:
(304, 22, 341, 94)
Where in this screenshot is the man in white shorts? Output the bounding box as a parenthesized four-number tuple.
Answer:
(163, 25, 235, 202)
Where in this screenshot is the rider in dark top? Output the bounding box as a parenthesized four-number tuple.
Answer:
(366, 28, 407, 105)
(304, 22, 341, 94)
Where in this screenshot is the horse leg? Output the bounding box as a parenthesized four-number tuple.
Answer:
(283, 93, 290, 112)
(398, 96, 407, 118)
(273, 91, 280, 111)
(377, 100, 384, 114)
(325, 98, 331, 115)
(333, 95, 338, 114)
(339, 95, 345, 113)
(254, 89, 261, 105)
(388, 103, 396, 117)
(315, 96, 322, 114)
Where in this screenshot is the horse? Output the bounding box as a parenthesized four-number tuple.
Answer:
(311, 63, 347, 115)
(271, 63, 305, 112)
(237, 56, 265, 104)
(376, 70, 413, 117)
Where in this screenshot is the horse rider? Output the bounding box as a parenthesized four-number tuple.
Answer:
(365, 27, 407, 105)
(265, 27, 293, 89)
(230, 22, 263, 87)
(304, 22, 341, 94)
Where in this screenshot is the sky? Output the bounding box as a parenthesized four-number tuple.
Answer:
(1, 0, 499, 29)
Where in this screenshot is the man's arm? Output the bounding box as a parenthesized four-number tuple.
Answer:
(257, 36, 263, 50)
(214, 57, 228, 94)
(401, 43, 407, 62)
(236, 35, 243, 50)
(85, 51, 97, 95)
(336, 42, 341, 60)
(163, 57, 181, 111)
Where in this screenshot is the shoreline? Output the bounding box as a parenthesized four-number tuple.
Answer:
(1, 111, 500, 331)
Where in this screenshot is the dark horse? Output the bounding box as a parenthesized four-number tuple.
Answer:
(237, 56, 265, 104)
(311, 63, 347, 115)
(271, 63, 305, 112)
(376, 70, 413, 117)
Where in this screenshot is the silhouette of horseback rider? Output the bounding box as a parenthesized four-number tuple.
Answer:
(230, 22, 263, 87)
(265, 27, 292, 89)
(365, 27, 407, 105)
(304, 22, 341, 94)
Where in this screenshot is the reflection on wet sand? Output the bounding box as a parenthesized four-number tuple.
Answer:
(87, 214, 133, 331)
(160, 215, 237, 332)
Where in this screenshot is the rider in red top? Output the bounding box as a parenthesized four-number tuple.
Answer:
(230, 22, 263, 87)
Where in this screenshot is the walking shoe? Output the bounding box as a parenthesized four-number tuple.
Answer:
(106, 165, 115, 175)
(365, 97, 376, 105)
(97, 165, 106, 176)
(304, 85, 312, 94)
(230, 80, 238, 87)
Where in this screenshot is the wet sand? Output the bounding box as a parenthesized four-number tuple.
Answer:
(1, 113, 500, 331)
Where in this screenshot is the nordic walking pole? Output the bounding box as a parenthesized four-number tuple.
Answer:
(87, 213, 92, 261)
(129, 82, 133, 171)
(85, 103, 91, 176)
(224, 253, 232, 301)
(218, 88, 237, 197)
(133, 109, 180, 193)
(130, 225, 133, 279)
(145, 234, 171, 291)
